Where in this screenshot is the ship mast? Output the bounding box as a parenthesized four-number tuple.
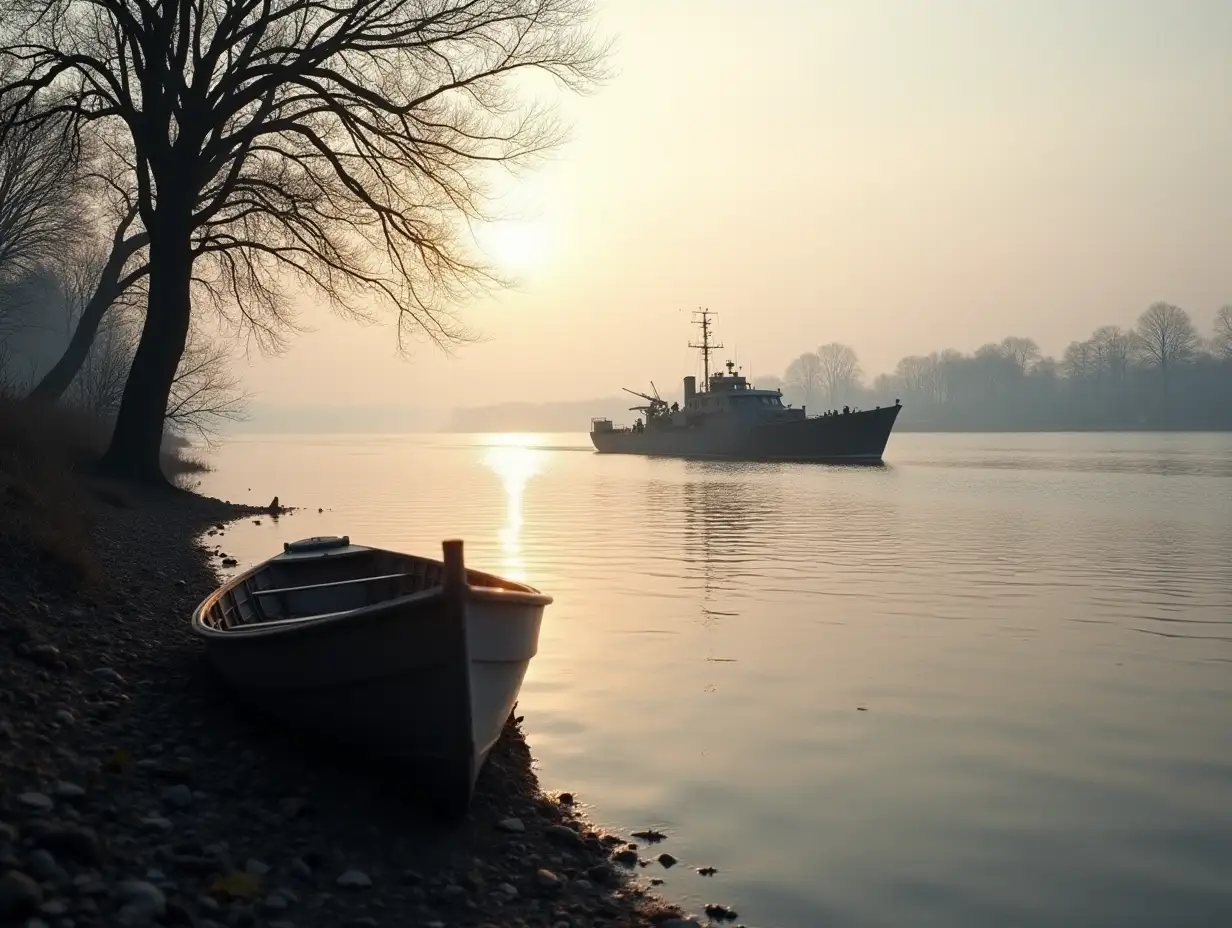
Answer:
(688, 308, 724, 388)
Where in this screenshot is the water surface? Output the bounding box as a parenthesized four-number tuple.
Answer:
(198, 431, 1232, 928)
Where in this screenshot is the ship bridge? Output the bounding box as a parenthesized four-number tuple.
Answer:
(708, 360, 752, 392)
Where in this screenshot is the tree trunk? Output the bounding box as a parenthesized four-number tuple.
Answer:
(98, 213, 192, 485)
(27, 236, 144, 402)
(28, 279, 122, 403)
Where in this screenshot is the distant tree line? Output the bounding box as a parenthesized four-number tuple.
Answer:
(757, 303, 1232, 430)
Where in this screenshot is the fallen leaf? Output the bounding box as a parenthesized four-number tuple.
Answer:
(210, 871, 262, 901)
(104, 748, 133, 774)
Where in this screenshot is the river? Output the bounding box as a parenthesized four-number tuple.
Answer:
(197, 431, 1232, 928)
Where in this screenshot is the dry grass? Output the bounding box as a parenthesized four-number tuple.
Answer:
(0, 394, 212, 588)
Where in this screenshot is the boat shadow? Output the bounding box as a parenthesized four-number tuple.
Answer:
(105, 638, 552, 870)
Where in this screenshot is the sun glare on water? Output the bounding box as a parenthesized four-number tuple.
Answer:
(482, 435, 546, 582)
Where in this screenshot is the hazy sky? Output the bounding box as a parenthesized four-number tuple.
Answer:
(238, 0, 1232, 410)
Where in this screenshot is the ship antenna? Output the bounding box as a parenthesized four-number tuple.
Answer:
(688, 307, 723, 389)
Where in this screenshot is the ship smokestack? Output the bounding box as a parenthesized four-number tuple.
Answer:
(683, 376, 696, 403)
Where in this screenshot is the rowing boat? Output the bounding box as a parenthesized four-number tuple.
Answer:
(190, 535, 552, 815)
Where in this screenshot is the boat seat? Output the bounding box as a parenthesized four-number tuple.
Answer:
(252, 572, 416, 599)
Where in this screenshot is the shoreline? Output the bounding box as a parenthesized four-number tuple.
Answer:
(0, 481, 695, 928)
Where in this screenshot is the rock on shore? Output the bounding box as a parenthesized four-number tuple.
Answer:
(0, 482, 681, 927)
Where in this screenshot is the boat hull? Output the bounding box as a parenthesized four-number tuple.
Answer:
(191, 544, 549, 816)
(590, 404, 901, 462)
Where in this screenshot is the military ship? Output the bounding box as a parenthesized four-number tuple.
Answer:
(589, 310, 901, 462)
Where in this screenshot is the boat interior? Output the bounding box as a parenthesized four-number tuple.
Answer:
(199, 540, 529, 631)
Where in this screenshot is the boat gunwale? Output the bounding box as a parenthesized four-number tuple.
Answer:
(190, 548, 553, 640)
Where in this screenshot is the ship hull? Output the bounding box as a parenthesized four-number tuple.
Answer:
(590, 405, 901, 462)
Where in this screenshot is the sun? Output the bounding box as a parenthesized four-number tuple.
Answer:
(476, 219, 551, 274)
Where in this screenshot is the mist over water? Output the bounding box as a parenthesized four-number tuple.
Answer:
(200, 431, 1232, 928)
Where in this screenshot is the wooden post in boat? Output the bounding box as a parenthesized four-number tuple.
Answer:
(438, 539, 476, 817)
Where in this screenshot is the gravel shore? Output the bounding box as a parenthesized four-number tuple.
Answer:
(0, 481, 696, 928)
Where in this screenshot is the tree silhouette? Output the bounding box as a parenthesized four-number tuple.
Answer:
(1, 0, 607, 483)
(999, 336, 1040, 374)
(784, 352, 823, 407)
(1134, 302, 1198, 379)
(0, 94, 82, 284)
(1215, 306, 1232, 361)
(815, 342, 860, 406)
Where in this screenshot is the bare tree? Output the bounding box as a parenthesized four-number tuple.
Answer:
(164, 333, 249, 444)
(1134, 302, 1198, 377)
(894, 355, 944, 405)
(0, 93, 83, 284)
(1215, 305, 1232, 361)
(785, 352, 823, 407)
(999, 336, 1040, 374)
(27, 199, 148, 401)
(65, 307, 247, 440)
(1090, 325, 1132, 382)
(815, 342, 860, 406)
(1, 0, 608, 483)
(1062, 339, 1095, 382)
(66, 305, 138, 416)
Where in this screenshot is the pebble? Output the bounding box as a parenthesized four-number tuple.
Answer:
(658, 853, 678, 868)
(140, 816, 174, 834)
(51, 781, 86, 801)
(115, 880, 167, 920)
(32, 826, 101, 864)
(17, 792, 53, 813)
(72, 875, 107, 895)
(244, 859, 271, 876)
(497, 817, 525, 833)
(91, 667, 125, 684)
(536, 869, 563, 892)
(162, 784, 195, 808)
(544, 824, 583, 847)
(37, 898, 68, 917)
(26, 643, 61, 667)
(290, 859, 313, 881)
(0, 871, 42, 918)
(612, 849, 638, 866)
(335, 870, 372, 889)
(261, 893, 290, 912)
(497, 882, 518, 898)
(24, 849, 63, 882)
(52, 709, 75, 726)
(704, 902, 740, 920)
